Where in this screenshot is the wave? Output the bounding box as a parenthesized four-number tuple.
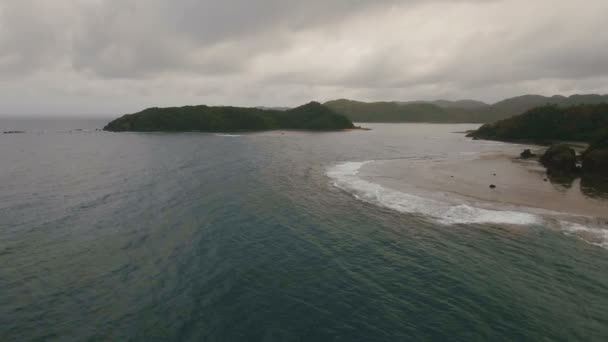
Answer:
(214, 133, 242, 137)
(560, 222, 608, 249)
(327, 161, 608, 249)
(327, 161, 539, 225)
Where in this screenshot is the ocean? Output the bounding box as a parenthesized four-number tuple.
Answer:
(1, 119, 607, 341)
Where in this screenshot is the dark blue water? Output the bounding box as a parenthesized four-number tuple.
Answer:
(1, 119, 607, 341)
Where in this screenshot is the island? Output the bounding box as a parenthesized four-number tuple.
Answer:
(103, 102, 355, 132)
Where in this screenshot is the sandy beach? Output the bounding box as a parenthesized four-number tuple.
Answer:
(358, 154, 608, 220)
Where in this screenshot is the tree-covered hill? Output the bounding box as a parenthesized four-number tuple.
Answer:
(467, 104, 608, 143)
(325, 94, 608, 123)
(103, 102, 355, 132)
(323, 99, 453, 122)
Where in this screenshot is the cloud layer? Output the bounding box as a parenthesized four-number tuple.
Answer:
(1, 0, 607, 116)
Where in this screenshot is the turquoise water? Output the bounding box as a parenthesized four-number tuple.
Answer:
(1, 120, 607, 341)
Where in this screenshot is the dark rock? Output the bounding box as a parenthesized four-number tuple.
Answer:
(582, 136, 608, 175)
(540, 144, 577, 174)
(580, 174, 608, 198)
(3, 130, 25, 134)
(489, 184, 496, 189)
(520, 149, 534, 159)
(582, 148, 608, 174)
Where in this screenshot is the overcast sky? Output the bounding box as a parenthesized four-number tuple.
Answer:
(1, 0, 607, 116)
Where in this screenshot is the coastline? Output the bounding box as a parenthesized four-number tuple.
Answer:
(103, 126, 370, 134)
(357, 154, 608, 219)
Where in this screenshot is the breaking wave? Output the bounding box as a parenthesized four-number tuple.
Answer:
(214, 133, 242, 137)
(327, 161, 608, 249)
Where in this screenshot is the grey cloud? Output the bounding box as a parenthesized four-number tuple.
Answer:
(0, 0, 607, 116)
(69, 0, 404, 77)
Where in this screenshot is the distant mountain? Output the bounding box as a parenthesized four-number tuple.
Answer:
(255, 106, 291, 111)
(104, 102, 354, 132)
(324, 99, 454, 123)
(398, 99, 489, 110)
(490, 95, 567, 115)
(325, 94, 608, 123)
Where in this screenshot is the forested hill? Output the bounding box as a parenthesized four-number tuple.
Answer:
(466, 104, 608, 143)
(325, 94, 608, 123)
(103, 102, 354, 132)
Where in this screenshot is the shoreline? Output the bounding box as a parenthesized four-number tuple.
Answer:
(103, 126, 371, 134)
(357, 154, 608, 219)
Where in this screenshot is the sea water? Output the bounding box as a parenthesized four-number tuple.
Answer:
(1, 120, 607, 341)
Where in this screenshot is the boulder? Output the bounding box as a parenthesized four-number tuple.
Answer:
(582, 147, 608, 174)
(582, 135, 608, 175)
(520, 149, 534, 159)
(540, 144, 577, 173)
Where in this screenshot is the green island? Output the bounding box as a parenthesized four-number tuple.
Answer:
(103, 102, 355, 132)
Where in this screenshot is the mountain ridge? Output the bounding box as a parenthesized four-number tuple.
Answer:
(324, 94, 608, 123)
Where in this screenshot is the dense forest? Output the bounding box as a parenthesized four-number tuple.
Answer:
(104, 102, 354, 132)
(467, 104, 608, 143)
(325, 94, 608, 123)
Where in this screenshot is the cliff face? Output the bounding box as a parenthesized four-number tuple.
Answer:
(103, 102, 354, 132)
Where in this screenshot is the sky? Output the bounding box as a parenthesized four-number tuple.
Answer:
(1, 0, 608, 117)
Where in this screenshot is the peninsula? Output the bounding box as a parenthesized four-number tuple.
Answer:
(467, 103, 608, 143)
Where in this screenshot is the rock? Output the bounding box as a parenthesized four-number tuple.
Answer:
(580, 174, 608, 197)
(489, 184, 496, 189)
(582, 136, 608, 175)
(520, 149, 534, 159)
(540, 144, 577, 174)
(582, 148, 608, 174)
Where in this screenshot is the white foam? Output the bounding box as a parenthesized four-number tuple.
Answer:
(560, 222, 608, 249)
(327, 161, 540, 226)
(214, 133, 242, 137)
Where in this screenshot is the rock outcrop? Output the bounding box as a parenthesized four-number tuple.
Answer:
(540, 144, 578, 174)
(582, 136, 608, 174)
(520, 149, 534, 159)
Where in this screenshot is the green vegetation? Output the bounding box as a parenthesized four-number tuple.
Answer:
(103, 102, 354, 132)
(325, 94, 608, 123)
(467, 104, 608, 143)
(324, 99, 454, 123)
